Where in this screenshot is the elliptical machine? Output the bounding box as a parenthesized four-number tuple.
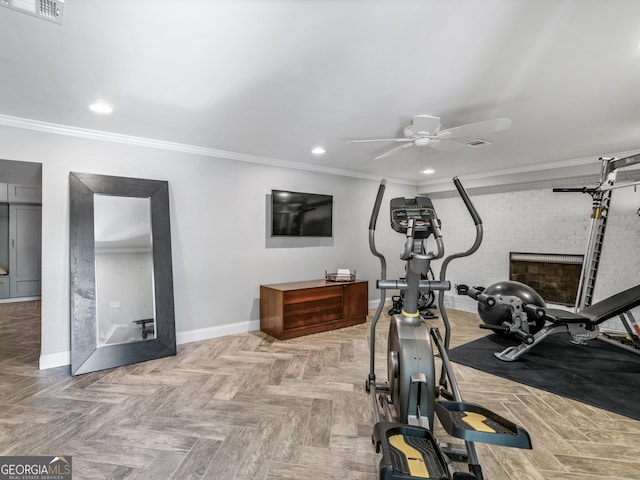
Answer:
(367, 177, 532, 480)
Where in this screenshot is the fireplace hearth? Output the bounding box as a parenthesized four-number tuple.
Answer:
(509, 252, 584, 306)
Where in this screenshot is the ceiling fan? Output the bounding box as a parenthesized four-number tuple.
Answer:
(348, 115, 511, 160)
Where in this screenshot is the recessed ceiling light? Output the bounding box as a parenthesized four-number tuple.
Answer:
(311, 146, 326, 155)
(421, 168, 435, 175)
(89, 102, 112, 114)
(465, 138, 491, 147)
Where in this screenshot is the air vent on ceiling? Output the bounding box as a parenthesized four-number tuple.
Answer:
(465, 138, 492, 147)
(0, 0, 64, 25)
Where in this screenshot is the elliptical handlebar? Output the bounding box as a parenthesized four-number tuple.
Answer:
(400, 218, 445, 262)
(425, 210, 445, 260)
(369, 179, 387, 279)
(369, 179, 387, 231)
(367, 179, 388, 386)
(400, 219, 416, 261)
(438, 177, 484, 351)
(453, 176, 482, 226)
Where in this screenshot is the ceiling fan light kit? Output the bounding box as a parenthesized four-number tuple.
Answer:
(349, 115, 511, 160)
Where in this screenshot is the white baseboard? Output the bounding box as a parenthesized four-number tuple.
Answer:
(0, 296, 40, 304)
(442, 294, 477, 313)
(176, 319, 261, 345)
(368, 297, 392, 309)
(39, 319, 262, 370)
(368, 294, 478, 314)
(39, 350, 71, 370)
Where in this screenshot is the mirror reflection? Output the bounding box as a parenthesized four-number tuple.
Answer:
(94, 195, 155, 346)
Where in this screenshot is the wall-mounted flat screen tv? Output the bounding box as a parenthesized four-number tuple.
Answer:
(271, 189, 333, 237)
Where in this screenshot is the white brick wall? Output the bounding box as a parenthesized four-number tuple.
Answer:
(426, 177, 640, 333)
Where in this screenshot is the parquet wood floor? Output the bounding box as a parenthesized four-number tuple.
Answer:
(1, 300, 638, 479)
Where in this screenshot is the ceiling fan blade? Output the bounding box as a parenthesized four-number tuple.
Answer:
(375, 142, 414, 160)
(428, 138, 467, 152)
(438, 117, 511, 139)
(411, 115, 441, 133)
(349, 138, 412, 143)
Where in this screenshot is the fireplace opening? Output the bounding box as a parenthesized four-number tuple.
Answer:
(509, 252, 584, 306)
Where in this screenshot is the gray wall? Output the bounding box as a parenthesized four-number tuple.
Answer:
(0, 124, 416, 367)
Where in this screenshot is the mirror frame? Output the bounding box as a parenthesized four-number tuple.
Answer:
(70, 172, 176, 375)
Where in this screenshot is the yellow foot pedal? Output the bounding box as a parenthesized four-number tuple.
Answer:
(373, 422, 449, 480)
(435, 401, 532, 449)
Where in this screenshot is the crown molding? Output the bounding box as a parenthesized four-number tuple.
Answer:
(0, 114, 415, 186)
(5, 113, 631, 191)
(418, 148, 640, 192)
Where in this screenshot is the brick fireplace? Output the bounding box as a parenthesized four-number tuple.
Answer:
(509, 252, 584, 306)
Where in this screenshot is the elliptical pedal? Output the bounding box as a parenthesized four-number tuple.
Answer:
(435, 401, 531, 449)
(374, 422, 450, 480)
(389, 436, 440, 478)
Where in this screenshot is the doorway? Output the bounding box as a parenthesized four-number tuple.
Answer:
(0, 159, 42, 370)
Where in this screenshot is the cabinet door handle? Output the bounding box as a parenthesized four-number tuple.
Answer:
(11, 239, 14, 249)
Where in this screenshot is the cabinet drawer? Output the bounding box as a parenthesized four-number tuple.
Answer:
(283, 285, 342, 304)
(283, 295, 343, 329)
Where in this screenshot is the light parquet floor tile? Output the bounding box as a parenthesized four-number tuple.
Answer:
(0, 300, 638, 479)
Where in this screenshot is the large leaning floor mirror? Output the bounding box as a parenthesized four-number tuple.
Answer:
(70, 172, 176, 375)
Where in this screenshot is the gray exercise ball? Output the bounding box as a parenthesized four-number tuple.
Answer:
(478, 281, 546, 334)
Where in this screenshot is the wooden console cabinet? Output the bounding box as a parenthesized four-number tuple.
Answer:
(260, 279, 368, 340)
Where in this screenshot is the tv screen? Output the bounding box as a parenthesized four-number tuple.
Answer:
(271, 190, 333, 237)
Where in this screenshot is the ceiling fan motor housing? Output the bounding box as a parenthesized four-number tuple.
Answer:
(413, 137, 432, 146)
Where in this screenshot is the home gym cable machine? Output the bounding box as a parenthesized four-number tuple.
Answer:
(555, 153, 640, 347)
(366, 177, 531, 480)
(554, 153, 640, 310)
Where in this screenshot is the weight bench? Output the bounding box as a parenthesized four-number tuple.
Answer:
(133, 318, 155, 340)
(479, 284, 640, 361)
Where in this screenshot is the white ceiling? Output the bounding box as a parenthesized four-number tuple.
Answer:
(1, 0, 640, 187)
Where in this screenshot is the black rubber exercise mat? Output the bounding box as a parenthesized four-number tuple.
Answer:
(448, 333, 640, 420)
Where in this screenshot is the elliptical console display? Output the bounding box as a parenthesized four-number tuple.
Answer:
(390, 197, 438, 237)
